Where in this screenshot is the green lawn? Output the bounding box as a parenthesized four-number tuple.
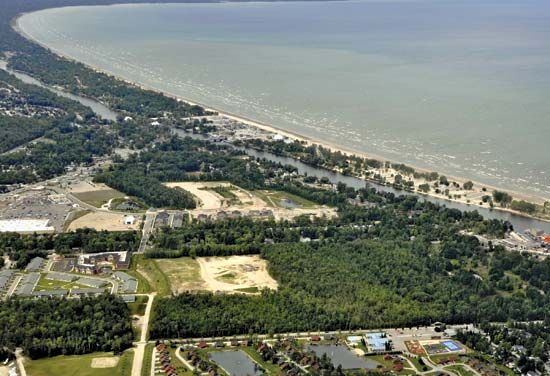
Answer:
(72, 189, 126, 208)
(34, 274, 90, 291)
(210, 185, 241, 205)
(444, 365, 476, 376)
(154, 257, 203, 293)
(254, 190, 317, 208)
(127, 295, 149, 316)
(367, 355, 416, 375)
(169, 347, 193, 376)
(133, 255, 171, 297)
(127, 255, 152, 294)
(408, 356, 432, 372)
(25, 351, 133, 376)
(141, 344, 155, 376)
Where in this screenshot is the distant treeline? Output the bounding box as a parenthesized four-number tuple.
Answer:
(0, 228, 140, 268)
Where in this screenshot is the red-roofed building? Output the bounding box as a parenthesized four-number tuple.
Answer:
(543, 236, 550, 244)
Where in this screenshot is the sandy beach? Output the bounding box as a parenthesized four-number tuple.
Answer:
(12, 12, 550, 224)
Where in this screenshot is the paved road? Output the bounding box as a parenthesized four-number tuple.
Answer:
(4, 274, 22, 299)
(175, 347, 195, 372)
(131, 293, 156, 376)
(137, 211, 156, 254)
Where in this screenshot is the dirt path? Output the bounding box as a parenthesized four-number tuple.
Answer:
(15, 349, 26, 376)
(131, 293, 156, 376)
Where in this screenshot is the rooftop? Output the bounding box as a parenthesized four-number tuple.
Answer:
(0, 219, 55, 234)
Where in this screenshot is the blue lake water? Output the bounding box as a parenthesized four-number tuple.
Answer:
(17, 0, 550, 198)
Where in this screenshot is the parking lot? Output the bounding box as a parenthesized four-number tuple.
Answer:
(0, 189, 76, 232)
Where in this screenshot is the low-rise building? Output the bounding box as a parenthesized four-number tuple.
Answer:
(32, 289, 68, 298)
(46, 272, 75, 283)
(15, 272, 40, 296)
(25, 257, 45, 272)
(0, 270, 15, 291)
(74, 251, 130, 274)
(70, 287, 106, 297)
(113, 271, 138, 293)
(76, 277, 107, 289)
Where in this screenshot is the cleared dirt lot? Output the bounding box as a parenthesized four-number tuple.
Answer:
(198, 255, 278, 294)
(91, 357, 119, 368)
(155, 257, 206, 294)
(164, 182, 226, 210)
(157, 255, 278, 294)
(67, 211, 141, 231)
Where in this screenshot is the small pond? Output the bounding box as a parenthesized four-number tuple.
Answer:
(209, 350, 263, 376)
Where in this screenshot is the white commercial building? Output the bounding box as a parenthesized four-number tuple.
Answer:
(0, 219, 55, 234)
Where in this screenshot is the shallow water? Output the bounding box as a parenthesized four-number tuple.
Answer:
(17, 0, 550, 197)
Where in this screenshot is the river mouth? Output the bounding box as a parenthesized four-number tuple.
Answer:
(14, 1, 550, 199)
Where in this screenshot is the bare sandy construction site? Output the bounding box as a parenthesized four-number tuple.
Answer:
(67, 211, 141, 231)
(197, 255, 278, 293)
(164, 182, 228, 210)
(164, 181, 336, 220)
(157, 255, 278, 294)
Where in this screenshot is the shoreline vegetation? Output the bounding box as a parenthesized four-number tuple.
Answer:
(10, 6, 550, 225)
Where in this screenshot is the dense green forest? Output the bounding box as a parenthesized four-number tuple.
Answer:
(0, 295, 133, 358)
(0, 115, 48, 153)
(0, 229, 140, 268)
(94, 166, 198, 209)
(0, 124, 115, 183)
(0, 66, 99, 153)
(151, 239, 550, 338)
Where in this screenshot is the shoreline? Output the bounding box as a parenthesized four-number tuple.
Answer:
(12, 9, 550, 225)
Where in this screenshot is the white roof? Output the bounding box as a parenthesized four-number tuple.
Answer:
(0, 219, 55, 233)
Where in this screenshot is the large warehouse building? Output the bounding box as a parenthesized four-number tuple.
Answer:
(0, 219, 55, 234)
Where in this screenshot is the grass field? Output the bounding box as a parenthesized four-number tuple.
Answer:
(133, 255, 171, 297)
(127, 295, 149, 316)
(25, 351, 133, 376)
(141, 344, 155, 376)
(444, 365, 476, 376)
(169, 347, 193, 376)
(367, 355, 416, 375)
(128, 256, 152, 294)
(408, 356, 431, 372)
(34, 274, 89, 291)
(253, 190, 317, 208)
(154, 257, 204, 294)
(72, 189, 126, 208)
